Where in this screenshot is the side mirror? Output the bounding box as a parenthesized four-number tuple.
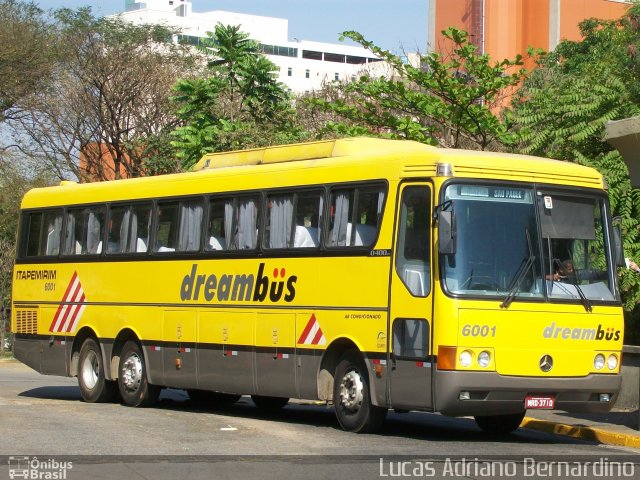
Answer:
(612, 217, 625, 267)
(438, 210, 456, 255)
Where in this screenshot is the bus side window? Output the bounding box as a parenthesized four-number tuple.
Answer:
(24, 212, 44, 257)
(293, 191, 322, 248)
(327, 184, 385, 248)
(132, 204, 151, 252)
(62, 207, 105, 256)
(23, 210, 63, 257)
(107, 203, 152, 254)
(396, 186, 430, 296)
(107, 206, 126, 254)
(206, 198, 229, 251)
(265, 193, 294, 249)
(63, 209, 84, 255)
(43, 211, 63, 256)
(155, 202, 179, 252)
(152, 198, 208, 253)
(85, 207, 105, 254)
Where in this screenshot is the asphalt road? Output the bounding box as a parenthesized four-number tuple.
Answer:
(0, 360, 638, 479)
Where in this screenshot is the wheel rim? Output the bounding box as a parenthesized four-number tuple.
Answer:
(121, 353, 143, 392)
(81, 350, 100, 390)
(339, 368, 364, 413)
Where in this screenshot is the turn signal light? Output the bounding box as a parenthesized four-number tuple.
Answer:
(438, 346, 457, 370)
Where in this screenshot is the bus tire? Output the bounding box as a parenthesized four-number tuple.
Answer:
(474, 411, 525, 434)
(333, 350, 387, 433)
(118, 340, 160, 407)
(251, 395, 289, 410)
(77, 338, 117, 403)
(187, 389, 241, 407)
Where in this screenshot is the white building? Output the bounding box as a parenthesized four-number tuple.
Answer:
(119, 0, 386, 93)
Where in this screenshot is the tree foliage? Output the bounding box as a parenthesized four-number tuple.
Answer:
(509, 6, 640, 338)
(305, 28, 527, 150)
(171, 24, 303, 169)
(0, 0, 54, 123)
(6, 8, 197, 181)
(0, 159, 52, 315)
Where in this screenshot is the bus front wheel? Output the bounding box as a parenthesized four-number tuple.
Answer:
(474, 411, 525, 434)
(77, 338, 117, 403)
(117, 341, 160, 407)
(333, 350, 387, 433)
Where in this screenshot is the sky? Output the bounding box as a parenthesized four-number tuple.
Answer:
(34, 0, 428, 53)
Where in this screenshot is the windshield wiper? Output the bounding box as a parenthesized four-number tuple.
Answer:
(553, 259, 593, 313)
(501, 229, 536, 309)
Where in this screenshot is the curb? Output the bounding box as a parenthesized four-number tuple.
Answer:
(522, 416, 640, 449)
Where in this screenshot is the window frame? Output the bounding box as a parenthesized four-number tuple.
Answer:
(262, 188, 324, 251)
(105, 201, 153, 257)
(325, 181, 387, 250)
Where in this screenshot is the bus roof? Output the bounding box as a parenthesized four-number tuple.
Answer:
(21, 137, 605, 209)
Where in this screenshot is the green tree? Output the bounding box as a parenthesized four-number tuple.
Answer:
(305, 28, 527, 150)
(7, 8, 197, 181)
(0, 158, 53, 347)
(0, 0, 54, 123)
(171, 24, 303, 169)
(508, 6, 640, 340)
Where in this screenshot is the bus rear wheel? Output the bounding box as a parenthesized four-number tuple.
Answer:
(118, 341, 160, 407)
(77, 338, 117, 403)
(474, 411, 525, 434)
(251, 395, 289, 410)
(333, 350, 387, 433)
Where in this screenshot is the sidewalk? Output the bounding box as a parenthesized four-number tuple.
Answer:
(522, 409, 640, 448)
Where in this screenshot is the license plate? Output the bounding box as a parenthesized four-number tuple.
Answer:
(525, 395, 555, 409)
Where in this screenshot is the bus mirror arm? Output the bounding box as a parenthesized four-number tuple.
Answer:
(437, 210, 456, 255)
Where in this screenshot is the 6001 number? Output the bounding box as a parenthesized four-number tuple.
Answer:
(461, 324, 496, 337)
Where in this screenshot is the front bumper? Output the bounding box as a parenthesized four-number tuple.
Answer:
(435, 370, 621, 416)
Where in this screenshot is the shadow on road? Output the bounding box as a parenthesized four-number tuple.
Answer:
(17, 384, 588, 446)
(19, 385, 82, 401)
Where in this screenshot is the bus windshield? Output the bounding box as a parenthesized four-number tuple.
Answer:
(442, 184, 616, 304)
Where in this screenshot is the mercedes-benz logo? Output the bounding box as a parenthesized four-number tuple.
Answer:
(539, 354, 553, 372)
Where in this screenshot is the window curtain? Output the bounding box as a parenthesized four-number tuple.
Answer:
(133, 206, 151, 251)
(237, 199, 258, 249)
(316, 196, 324, 240)
(377, 192, 385, 218)
(119, 209, 132, 253)
(269, 196, 293, 248)
(178, 202, 203, 251)
(63, 214, 77, 255)
(329, 193, 349, 246)
(45, 214, 62, 255)
(224, 201, 235, 249)
(86, 210, 103, 254)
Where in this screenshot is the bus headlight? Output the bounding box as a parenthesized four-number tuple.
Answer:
(594, 354, 605, 370)
(477, 351, 491, 368)
(607, 354, 618, 370)
(459, 350, 473, 368)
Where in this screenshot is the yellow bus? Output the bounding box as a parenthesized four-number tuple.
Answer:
(11, 137, 624, 433)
